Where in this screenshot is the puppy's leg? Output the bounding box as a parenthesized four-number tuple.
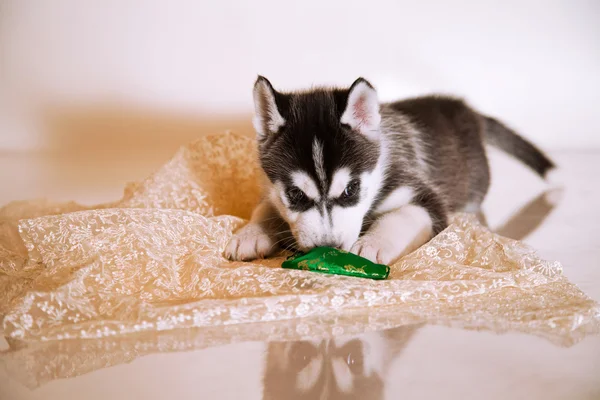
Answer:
(350, 205, 432, 264)
(351, 188, 448, 265)
(225, 200, 281, 261)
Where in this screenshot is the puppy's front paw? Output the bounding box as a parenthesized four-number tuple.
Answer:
(224, 223, 276, 261)
(350, 235, 399, 265)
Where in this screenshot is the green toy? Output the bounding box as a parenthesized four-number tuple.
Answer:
(282, 247, 390, 280)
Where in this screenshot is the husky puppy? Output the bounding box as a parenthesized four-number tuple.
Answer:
(225, 77, 554, 264)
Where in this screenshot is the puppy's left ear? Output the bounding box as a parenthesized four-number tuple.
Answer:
(341, 78, 381, 140)
(253, 76, 286, 142)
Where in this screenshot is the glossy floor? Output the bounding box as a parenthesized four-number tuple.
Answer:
(0, 128, 599, 399)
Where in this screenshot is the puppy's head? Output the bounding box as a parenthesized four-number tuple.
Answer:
(253, 77, 384, 251)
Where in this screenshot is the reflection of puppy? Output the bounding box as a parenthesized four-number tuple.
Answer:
(263, 325, 418, 399)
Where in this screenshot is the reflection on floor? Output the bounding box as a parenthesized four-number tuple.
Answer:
(263, 326, 419, 400)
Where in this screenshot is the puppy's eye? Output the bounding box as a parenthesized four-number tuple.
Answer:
(286, 187, 308, 206)
(342, 180, 360, 199)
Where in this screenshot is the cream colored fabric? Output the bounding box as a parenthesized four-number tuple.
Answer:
(1, 132, 598, 350)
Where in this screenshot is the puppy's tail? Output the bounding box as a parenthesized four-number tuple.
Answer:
(482, 115, 555, 178)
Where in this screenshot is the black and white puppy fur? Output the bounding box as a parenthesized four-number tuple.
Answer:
(225, 77, 555, 264)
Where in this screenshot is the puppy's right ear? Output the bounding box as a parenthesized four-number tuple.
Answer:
(341, 77, 381, 141)
(253, 76, 286, 141)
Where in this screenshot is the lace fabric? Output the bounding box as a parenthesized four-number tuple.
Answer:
(0, 132, 599, 386)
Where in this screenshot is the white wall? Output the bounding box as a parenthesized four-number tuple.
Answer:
(1, 0, 599, 150)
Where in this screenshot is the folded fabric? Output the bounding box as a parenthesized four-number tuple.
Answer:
(0, 132, 598, 347)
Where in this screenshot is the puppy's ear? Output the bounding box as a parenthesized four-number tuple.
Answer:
(341, 78, 381, 140)
(253, 76, 286, 141)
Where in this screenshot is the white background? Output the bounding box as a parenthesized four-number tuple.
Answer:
(1, 0, 599, 150)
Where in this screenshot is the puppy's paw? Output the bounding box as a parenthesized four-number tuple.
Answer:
(350, 235, 399, 265)
(224, 223, 276, 261)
